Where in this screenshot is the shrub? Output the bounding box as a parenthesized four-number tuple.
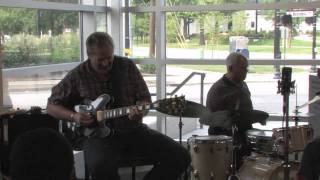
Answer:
(3, 33, 80, 68)
(139, 64, 156, 74)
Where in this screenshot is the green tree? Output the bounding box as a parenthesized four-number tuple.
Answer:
(37, 10, 78, 36)
(0, 8, 37, 38)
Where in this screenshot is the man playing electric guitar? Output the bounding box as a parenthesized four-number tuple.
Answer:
(47, 32, 190, 180)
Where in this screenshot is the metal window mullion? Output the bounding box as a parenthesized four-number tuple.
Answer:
(108, 0, 122, 55)
(80, 11, 84, 61)
(155, 0, 166, 133)
(163, 59, 320, 66)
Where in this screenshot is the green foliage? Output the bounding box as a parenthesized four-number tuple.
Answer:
(4, 34, 43, 67)
(0, 8, 37, 35)
(139, 64, 156, 74)
(3, 33, 80, 68)
(131, 13, 150, 44)
(37, 10, 78, 36)
(0, 7, 78, 38)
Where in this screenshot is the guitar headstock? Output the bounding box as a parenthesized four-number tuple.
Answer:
(156, 95, 186, 116)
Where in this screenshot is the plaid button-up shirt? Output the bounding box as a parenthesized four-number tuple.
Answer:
(48, 56, 151, 129)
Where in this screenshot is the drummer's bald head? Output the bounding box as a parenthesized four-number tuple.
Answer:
(226, 52, 248, 71)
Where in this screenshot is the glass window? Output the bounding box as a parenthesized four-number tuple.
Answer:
(137, 64, 156, 96)
(96, 0, 106, 6)
(165, 0, 311, 6)
(33, 0, 81, 4)
(166, 10, 319, 60)
(96, 12, 107, 32)
(0, 7, 80, 108)
(123, 13, 153, 58)
(128, 0, 151, 7)
(165, 64, 314, 137)
(82, 0, 94, 5)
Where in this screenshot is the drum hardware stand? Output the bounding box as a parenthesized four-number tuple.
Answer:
(228, 100, 241, 180)
(277, 67, 295, 180)
(227, 123, 240, 180)
(177, 111, 189, 180)
(178, 115, 183, 145)
(293, 87, 300, 161)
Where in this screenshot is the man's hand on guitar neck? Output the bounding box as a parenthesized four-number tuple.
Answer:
(72, 112, 95, 126)
(128, 101, 149, 121)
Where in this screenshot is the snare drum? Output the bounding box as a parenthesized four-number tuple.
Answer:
(273, 125, 313, 153)
(188, 135, 232, 180)
(247, 129, 274, 154)
(238, 154, 299, 180)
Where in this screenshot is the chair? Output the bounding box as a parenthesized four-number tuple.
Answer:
(84, 154, 157, 180)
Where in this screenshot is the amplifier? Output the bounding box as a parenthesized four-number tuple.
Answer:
(0, 111, 59, 176)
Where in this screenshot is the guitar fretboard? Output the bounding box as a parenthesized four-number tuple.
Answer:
(99, 102, 159, 121)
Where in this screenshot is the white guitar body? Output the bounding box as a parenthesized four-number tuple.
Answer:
(74, 94, 112, 138)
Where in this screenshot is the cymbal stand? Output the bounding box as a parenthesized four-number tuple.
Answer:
(177, 113, 188, 180)
(294, 85, 300, 127)
(277, 67, 295, 180)
(293, 86, 300, 161)
(227, 123, 240, 180)
(178, 115, 183, 145)
(292, 108, 300, 161)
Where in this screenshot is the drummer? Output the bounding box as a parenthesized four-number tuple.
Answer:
(206, 52, 258, 168)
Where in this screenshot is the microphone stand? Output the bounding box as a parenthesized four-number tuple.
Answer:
(277, 67, 295, 180)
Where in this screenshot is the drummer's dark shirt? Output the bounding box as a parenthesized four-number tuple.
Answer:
(206, 74, 253, 168)
(48, 56, 151, 129)
(206, 74, 253, 132)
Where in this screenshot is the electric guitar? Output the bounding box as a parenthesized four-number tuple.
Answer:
(73, 94, 185, 138)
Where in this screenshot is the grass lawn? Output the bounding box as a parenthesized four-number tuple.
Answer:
(135, 38, 320, 55)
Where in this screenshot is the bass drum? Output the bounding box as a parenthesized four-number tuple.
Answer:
(188, 135, 232, 180)
(238, 154, 299, 180)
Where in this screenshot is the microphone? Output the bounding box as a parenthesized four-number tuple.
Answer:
(281, 67, 292, 94)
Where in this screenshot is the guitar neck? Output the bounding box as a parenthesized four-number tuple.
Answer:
(96, 102, 159, 122)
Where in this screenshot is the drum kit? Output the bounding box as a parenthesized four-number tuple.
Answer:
(160, 100, 316, 180)
(189, 108, 314, 180)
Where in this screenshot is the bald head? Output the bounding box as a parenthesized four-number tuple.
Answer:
(226, 52, 248, 83)
(226, 52, 248, 68)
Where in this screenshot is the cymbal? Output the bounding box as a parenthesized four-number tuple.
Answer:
(181, 100, 208, 118)
(199, 110, 269, 130)
(157, 100, 208, 118)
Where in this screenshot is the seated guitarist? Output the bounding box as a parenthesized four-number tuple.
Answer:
(47, 32, 190, 180)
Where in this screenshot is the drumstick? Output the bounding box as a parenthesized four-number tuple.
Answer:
(296, 95, 320, 110)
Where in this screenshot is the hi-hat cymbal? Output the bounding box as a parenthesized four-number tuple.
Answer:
(199, 109, 269, 130)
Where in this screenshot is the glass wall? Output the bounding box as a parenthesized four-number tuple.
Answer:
(166, 10, 319, 60)
(0, 7, 81, 108)
(2, 0, 320, 137)
(33, 0, 107, 5)
(124, 13, 153, 58)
